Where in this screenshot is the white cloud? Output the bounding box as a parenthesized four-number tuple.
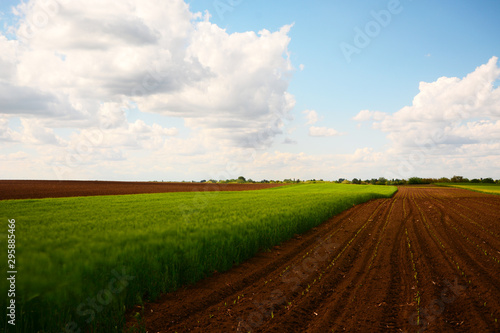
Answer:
(139, 22, 296, 148)
(303, 109, 319, 125)
(0, 117, 21, 142)
(357, 56, 500, 178)
(0, 0, 298, 180)
(65, 118, 178, 153)
(98, 103, 127, 129)
(373, 57, 500, 144)
(1, 151, 29, 161)
(1, 0, 295, 151)
(21, 118, 66, 146)
(309, 126, 344, 137)
(352, 109, 386, 122)
(302, 110, 345, 138)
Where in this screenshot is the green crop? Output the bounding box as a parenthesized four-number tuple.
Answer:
(436, 183, 500, 195)
(0, 183, 396, 332)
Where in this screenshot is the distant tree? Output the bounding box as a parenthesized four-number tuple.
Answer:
(237, 176, 246, 184)
(352, 178, 361, 184)
(370, 178, 378, 185)
(451, 175, 470, 183)
(342, 179, 351, 184)
(438, 177, 450, 183)
(408, 177, 423, 185)
(482, 177, 495, 184)
(337, 178, 346, 183)
(200, 180, 206, 183)
(470, 178, 481, 183)
(377, 177, 388, 185)
(387, 179, 398, 185)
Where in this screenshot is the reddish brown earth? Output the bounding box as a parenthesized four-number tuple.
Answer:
(126, 186, 500, 333)
(0, 180, 284, 200)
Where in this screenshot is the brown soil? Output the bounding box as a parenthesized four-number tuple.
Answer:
(0, 180, 285, 200)
(126, 186, 500, 333)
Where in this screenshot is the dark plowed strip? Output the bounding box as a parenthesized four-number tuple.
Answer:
(0, 180, 286, 200)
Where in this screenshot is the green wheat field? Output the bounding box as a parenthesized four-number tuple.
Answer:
(0, 183, 396, 332)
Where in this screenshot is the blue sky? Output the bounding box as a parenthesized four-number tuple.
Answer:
(1, 0, 500, 181)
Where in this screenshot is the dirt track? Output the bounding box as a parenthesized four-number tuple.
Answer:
(0, 180, 284, 200)
(126, 186, 500, 332)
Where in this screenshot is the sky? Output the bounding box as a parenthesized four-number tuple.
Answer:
(0, 0, 499, 181)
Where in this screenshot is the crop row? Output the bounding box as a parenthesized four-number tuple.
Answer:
(410, 190, 499, 328)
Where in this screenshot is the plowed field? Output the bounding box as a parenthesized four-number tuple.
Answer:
(127, 186, 500, 332)
(0, 180, 284, 200)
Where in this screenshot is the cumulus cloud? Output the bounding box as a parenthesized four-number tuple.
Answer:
(0, 117, 20, 142)
(365, 57, 500, 146)
(0, 0, 298, 179)
(302, 110, 344, 138)
(1, 0, 295, 151)
(139, 22, 296, 147)
(303, 109, 319, 125)
(0, 151, 29, 160)
(20, 118, 66, 146)
(352, 109, 385, 122)
(356, 56, 500, 178)
(98, 103, 127, 129)
(309, 126, 344, 137)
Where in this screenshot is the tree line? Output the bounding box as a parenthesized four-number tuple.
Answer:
(193, 176, 499, 185)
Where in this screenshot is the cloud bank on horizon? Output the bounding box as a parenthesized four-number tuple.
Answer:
(0, 0, 499, 181)
(354, 57, 500, 180)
